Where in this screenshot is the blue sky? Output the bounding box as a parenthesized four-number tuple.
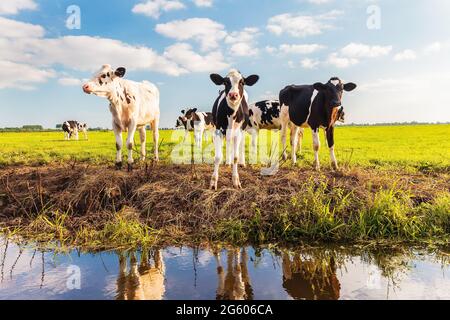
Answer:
(0, 0, 449, 128)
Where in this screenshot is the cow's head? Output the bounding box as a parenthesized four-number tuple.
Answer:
(210, 69, 259, 109)
(184, 108, 198, 120)
(313, 77, 357, 109)
(82, 64, 126, 97)
(176, 110, 188, 128)
(78, 123, 88, 131)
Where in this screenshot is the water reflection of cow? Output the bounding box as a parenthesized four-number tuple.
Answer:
(116, 250, 165, 300)
(282, 252, 341, 300)
(214, 248, 254, 300)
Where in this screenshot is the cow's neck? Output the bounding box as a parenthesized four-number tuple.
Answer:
(107, 79, 128, 130)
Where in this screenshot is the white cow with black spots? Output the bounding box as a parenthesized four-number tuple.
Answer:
(82, 65, 160, 171)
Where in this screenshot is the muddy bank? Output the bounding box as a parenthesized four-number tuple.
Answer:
(0, 164, 449, 248)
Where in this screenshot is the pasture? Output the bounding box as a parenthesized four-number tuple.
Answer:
(0, 124, 449, 172)
(0, 124, 449, 248)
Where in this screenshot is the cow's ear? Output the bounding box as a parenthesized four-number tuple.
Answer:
(210, 74, 224, 86)
(245, 75, 259, 87)
(181, 110, 185, 114)
(192, 108, 198, 113)
(313, 82, 327, 91)
(114, 67, 126, 78)
(344, 83, 357, 92)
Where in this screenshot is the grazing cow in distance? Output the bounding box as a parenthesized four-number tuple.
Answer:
(209, 69, 259, 190)
(280, 77, 357, 170)
(82, 65, 160, 171)
(176, 108, 215, 147)
(62, 121, 88, 140)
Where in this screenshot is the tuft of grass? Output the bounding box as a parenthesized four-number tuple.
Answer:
(356, 188, 422, 240)
(419, 193, 450, 236)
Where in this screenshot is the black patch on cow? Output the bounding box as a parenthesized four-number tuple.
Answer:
(255, 100, 281, 126)
(280, 85, 316, 127)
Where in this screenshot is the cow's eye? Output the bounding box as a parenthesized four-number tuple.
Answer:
(101, 75, 106, 79)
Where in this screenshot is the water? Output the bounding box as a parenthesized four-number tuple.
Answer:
(0, 237, 449, 300)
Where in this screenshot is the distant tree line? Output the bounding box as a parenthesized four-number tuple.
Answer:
(0, 122, 448, 133)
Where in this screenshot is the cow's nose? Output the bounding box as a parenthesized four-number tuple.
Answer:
(82, 84, 91, 94)
(229, 92, 239, 100)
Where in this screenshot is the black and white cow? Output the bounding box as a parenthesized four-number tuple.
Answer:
(176, 108, 215, 147)
(62, 121, 88, 140)
(209, 69, 259, 190)
(280, 77, 357, 170)
(247, 100, 303, 162)
(83, 65, 160, 171)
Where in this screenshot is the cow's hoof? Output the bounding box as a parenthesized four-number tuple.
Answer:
(331, 163, 339, 171)
(115, 162, 123, 170)
(127, 164, 133, 172)
(239, 163, 246, 168)
(210, 181, 218, 191)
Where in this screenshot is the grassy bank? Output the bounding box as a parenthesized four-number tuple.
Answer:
(1, 164, 449, 250)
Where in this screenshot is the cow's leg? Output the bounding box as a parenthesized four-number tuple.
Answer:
(226, 130, 233, 165)
(126, 122, 138, 172)
(239, 130, 246, 167)
(210, 130, 223, 190)
(249, 129, 258, 165)
(326, 127, 338, 170)
(139, 127, 147, 161)
(296, 128, 304, 154)
(290, 126, 300, 164)
(75, 129, 79, 141)
(232, 129, 242, 189)
(152, 119, 160, 162)
(312, 128, 321, 170)
(113, 124, 123, 170)
(281, 124, 288, 161)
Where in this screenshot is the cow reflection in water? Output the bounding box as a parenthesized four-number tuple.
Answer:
(214, 248, 254, 300)
(282, 252, 341, 300)
(116, 250, 165, 300)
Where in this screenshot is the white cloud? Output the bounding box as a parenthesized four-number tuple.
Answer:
(278, 43, 325, 55)
(394, 49, 417, 61)
(163, 42, 228, 72)
(155, 18, 226, 51)
(132, 0, 185, 19)
(265, 46, 277, 54)
(0, 16, 44, 38)
(340, 43, 392, 59)
(424, 42, 443, 54)
(267, 10, 342, 38)
(58, 77, 83, 86)
(326, 43, 392, 68)
(326, 53, 358, 68)
(0, 0, 37, 15)
(301, 58, 320, 69)
(225, 27, 260, 57)
(0, 60, 55, 90)
(193, 0, 213, 7)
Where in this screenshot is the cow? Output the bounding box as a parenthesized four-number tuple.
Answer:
(82, 65, 160, 171)
(209, 69, 259, 190)
(77, 122, 88, 140)
(280, 77, 357, 170)
(62, 121, 87, 140)
(247, 100, 304, 162)
(175, 108, 215, 147)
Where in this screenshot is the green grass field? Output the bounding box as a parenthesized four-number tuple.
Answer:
(0, 124, 449, 172)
